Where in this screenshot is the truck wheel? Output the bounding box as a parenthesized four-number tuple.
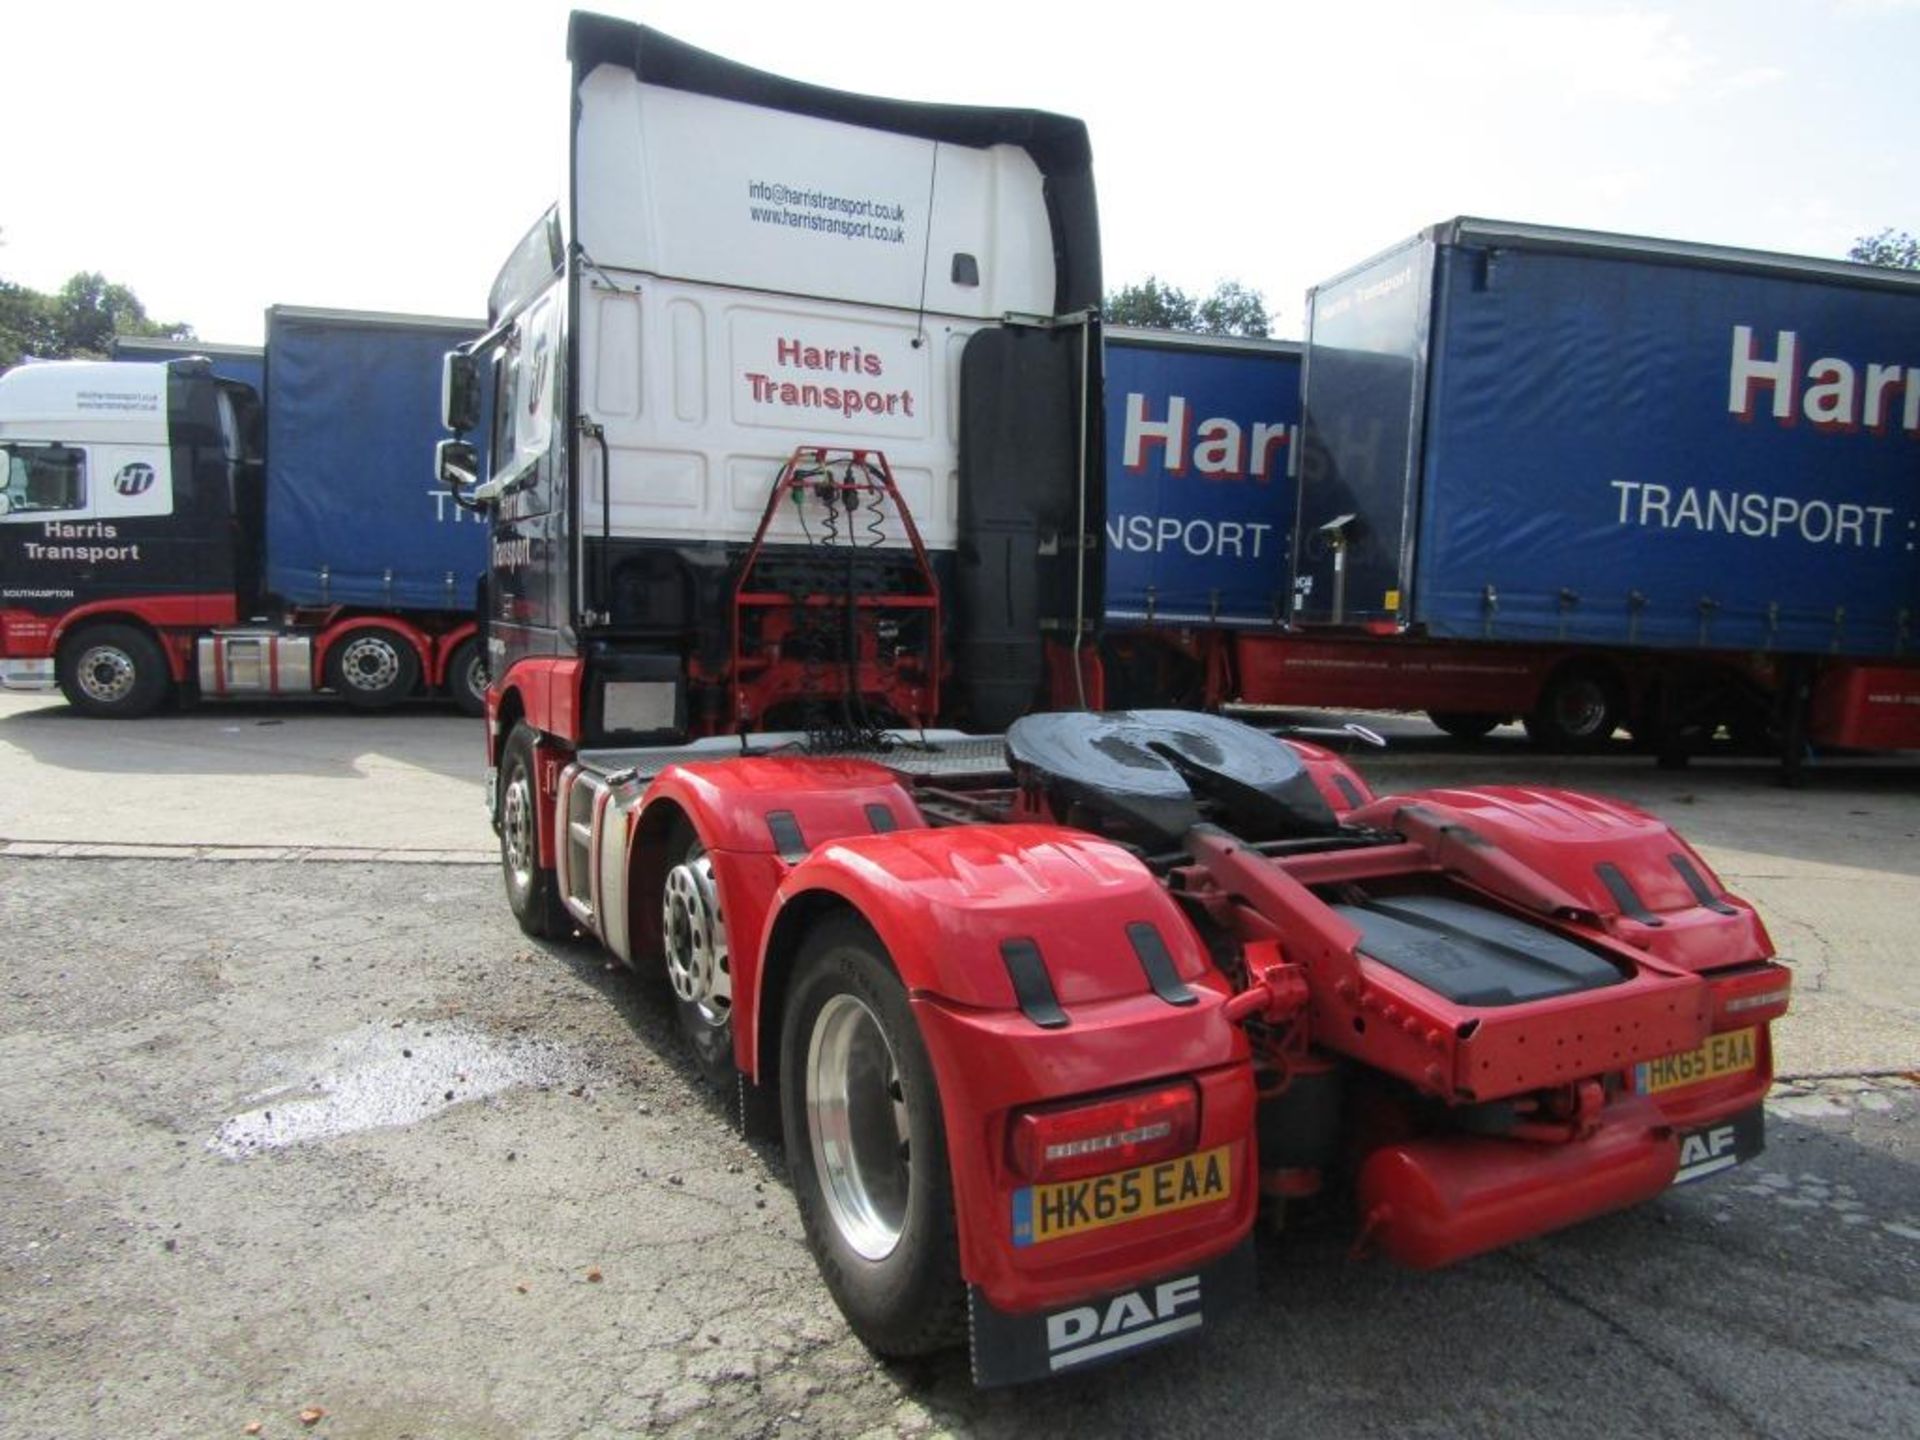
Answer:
(446, 637, 488, 718)
(325, 627, 421, 709)
(660, 820, 735, 1089)
(499, 723, 570, 939)
(781, 916, 964, 1358)
(1427, 710, 1503, 742)
(57, 624, 170, 719)
(1524, 664, 1624, 750)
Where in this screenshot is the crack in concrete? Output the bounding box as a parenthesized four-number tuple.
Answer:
(1511, 1253, 1786, 1440)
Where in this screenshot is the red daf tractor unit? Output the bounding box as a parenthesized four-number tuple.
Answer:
(439, 15, 1791, 1385)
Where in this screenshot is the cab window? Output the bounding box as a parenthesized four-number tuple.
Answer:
(1, 444, 87, 517)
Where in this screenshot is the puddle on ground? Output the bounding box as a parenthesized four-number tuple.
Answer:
(210, 1021, 600, 1158)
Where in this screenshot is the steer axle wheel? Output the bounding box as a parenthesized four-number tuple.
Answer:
(57, 623, 170, 718)
(661, 823, 735, 1088)
(780, 916, 963, 1357)
(445, 637, 488, 718)
(498, 723, 570, 939)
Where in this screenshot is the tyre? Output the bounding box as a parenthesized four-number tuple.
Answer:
(57, 623, 170, 719)
(325, 627, 421, 709)
(780, 916, 964, 1357)
(445, 637, 488, 718)
(498, 723, 570, 939)
(1524, 664, 1624, 750)
(1427, 710, 1503, 742)
(659, 819, 735, 1089)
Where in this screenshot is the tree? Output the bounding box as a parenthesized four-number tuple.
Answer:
(1194, 281, 1271, 338)
(1848, 228, 1920, 271)
(0, 279, 54, 371)
(0, 229, 193, 368)
(46, 272, 193, 358)
(1107, 275, 1271, 338)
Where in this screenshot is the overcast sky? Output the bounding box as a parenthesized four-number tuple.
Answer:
(4, 0, 1916, 344)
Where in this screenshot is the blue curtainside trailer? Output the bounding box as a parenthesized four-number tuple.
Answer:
(1144, 219, 1920, 759)
(263, 307, 488, 612)
(1102, 328, 1301, 631)
(1293, 218, 1920, 659)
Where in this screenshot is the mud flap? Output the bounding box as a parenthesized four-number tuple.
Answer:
(967, 1238, 1255, 1387)
(1673, 1104, 1765, 1185)
(735, 1071, 780, 1143)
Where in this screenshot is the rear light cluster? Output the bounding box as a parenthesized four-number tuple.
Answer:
(1008, 1080, 1199, 1184)
(1709, 963, 1793, 1027)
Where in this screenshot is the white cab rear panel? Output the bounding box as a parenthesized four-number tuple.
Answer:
(571, 69, 1064, 550)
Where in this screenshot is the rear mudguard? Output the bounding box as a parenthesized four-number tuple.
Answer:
(633, 756, 923, 1070)
(762, 824, 1257, 1315)
(1350, 786, 1774, 971)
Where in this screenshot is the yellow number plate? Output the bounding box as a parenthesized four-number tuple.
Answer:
(1012, 1145, 1231, 1248)
(1637, 1027, 1757, 1095)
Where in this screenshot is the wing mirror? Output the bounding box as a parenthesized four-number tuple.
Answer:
(442, 350, 482, 435)
(436, 438, 487, 515)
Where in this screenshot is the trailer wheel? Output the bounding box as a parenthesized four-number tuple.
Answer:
(1524, 664, 1625, 750)
(325, 627, 420, 709)
(446, 637, 488, 718)
(781, 916, 964, 1358)
(57, 624, 170, 719)
(660, 820, 735, 1089)
(499, 723, 570, 939)
(1427, 710, 1503, 742)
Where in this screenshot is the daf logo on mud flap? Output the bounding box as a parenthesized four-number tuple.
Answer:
(1681, 1125, 1737, 1168)
(1044, 1274, 1203, 1372)
(113, 462, 155, 496)
(1675, 1122, 1740, 1183)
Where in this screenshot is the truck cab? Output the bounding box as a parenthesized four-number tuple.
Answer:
(442, 14, 1105, 759)
(0, 358, 258, 709)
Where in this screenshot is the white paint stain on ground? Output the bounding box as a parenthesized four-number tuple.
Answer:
(1750, 1075, 1920, 1246)
(211, 1021, 600, 1158)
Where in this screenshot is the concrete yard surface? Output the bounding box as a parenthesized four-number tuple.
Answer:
(2, 696, 1917, 1437)
(0, 691, 492, 856)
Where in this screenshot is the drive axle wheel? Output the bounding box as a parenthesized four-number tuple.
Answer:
(780, 916, 963, 1357)
(661, 823, 734, 1088)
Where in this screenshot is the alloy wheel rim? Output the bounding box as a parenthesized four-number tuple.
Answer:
(340, 635, 400, 692)
(662, 852, 730, 1026)
(806, 992, 910, 1261)
(77, 646, 136, 704)
(503, 771, 534, 885)
(1557, 681, 1609, 737)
